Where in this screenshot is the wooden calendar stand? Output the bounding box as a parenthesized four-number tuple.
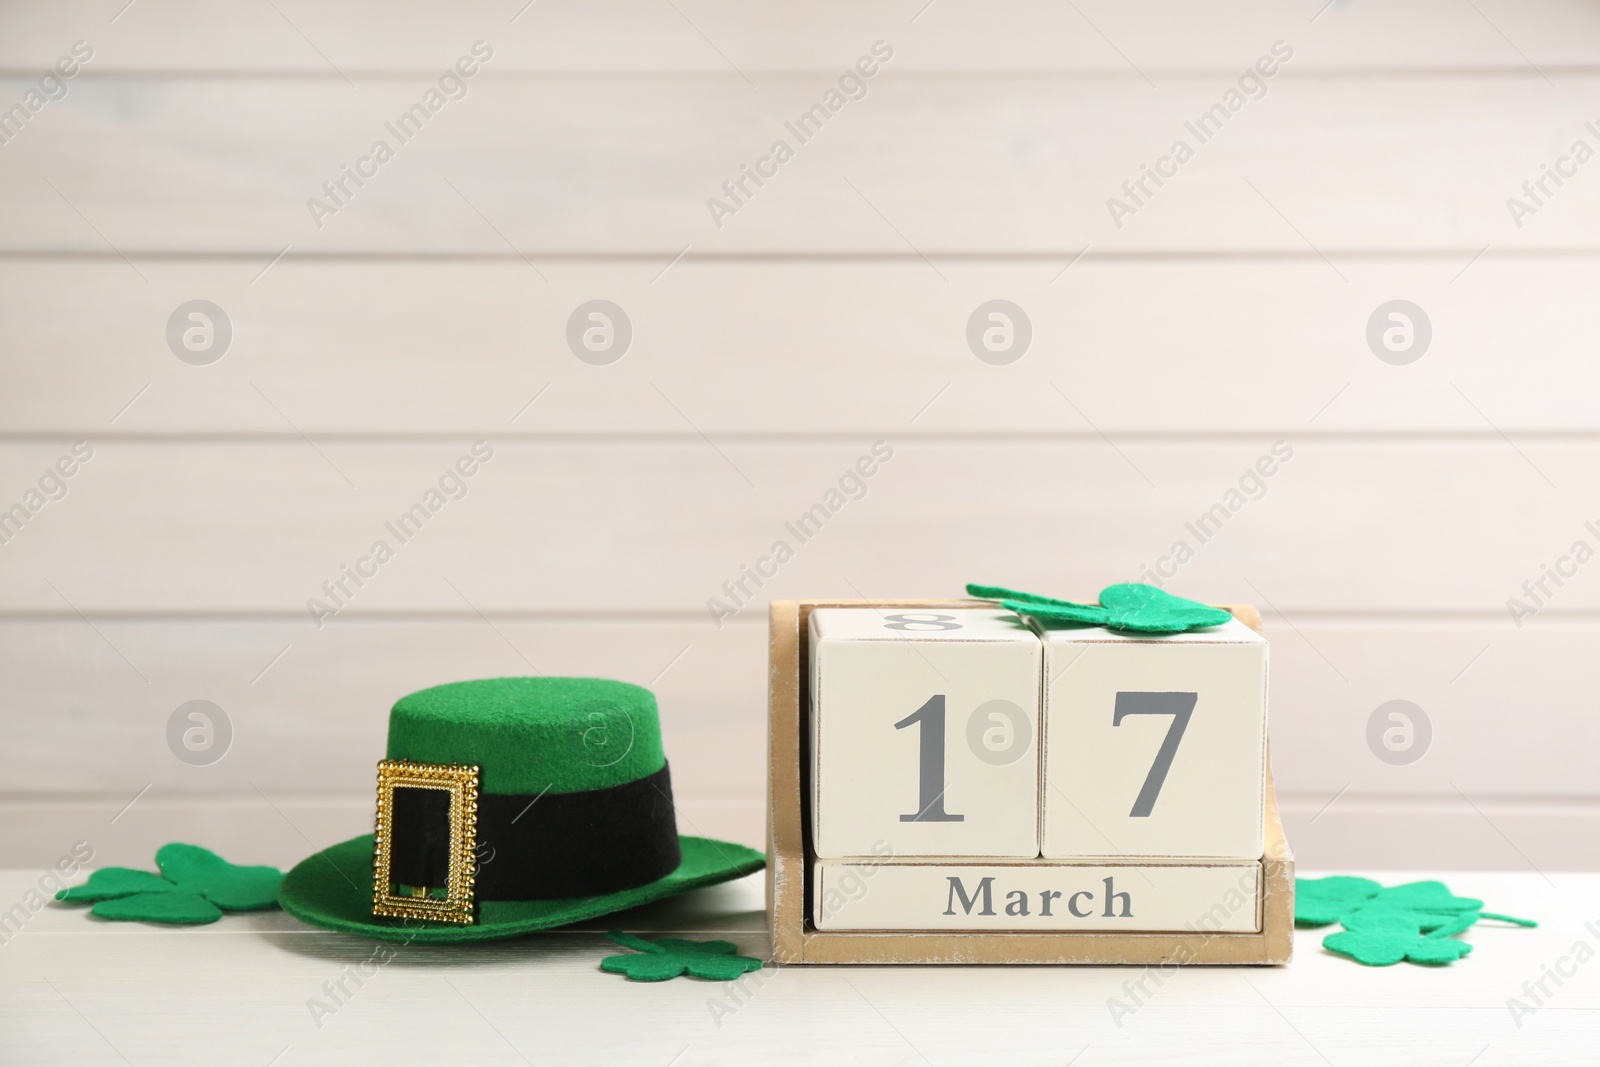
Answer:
(767, 598, 1295, 965)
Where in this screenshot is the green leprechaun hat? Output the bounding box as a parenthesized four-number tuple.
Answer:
(278, 677, 764, 942)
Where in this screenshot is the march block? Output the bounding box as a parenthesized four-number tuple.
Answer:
(809, 608, 1042, 859)
(812, 857, 1262, 932)
(1039, 615, 1267, 860)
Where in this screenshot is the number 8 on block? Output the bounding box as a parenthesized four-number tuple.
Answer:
(809, 609, 1042, 858)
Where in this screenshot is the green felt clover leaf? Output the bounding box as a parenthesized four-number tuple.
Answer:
(968, 583, 1233, 635)
(156, 843, 282, 911)
(1348, 882, 1484, 932)
(1323, 911, 1474, 967)
(1097, 584, 1235, 633)
(600, 930, 764, 982)
(1371, 880, 1481, 913)
(1295, 877, 1486, 930)
(967, 584, 1111, 627)
(55, 843, 283, 925)
(55, 867, 177, 904)
(54, 865, 224, 924)
(1297, 876, 1537, 968)
(1294, 875, 1383, 926)
(90, 890, 225, 924)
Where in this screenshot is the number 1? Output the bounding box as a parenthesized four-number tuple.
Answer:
(1112, 692, 1196, 818)
(894, 695, 964, 822)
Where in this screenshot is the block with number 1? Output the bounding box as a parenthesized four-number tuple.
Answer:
(809, 609, 1041, 859)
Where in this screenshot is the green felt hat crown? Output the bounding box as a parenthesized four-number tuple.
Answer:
(386, 676, 665, 795)
(277, 677, 765, 943)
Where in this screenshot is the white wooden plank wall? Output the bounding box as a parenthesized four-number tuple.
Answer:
(0, 0, 1595, 872)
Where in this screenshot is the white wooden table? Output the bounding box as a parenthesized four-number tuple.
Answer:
(1, 869, 1592, 1065)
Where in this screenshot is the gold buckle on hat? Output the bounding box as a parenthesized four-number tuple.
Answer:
(372, 759, 480, 924)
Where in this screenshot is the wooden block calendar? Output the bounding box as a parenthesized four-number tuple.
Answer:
(767, 598, 1294, 965)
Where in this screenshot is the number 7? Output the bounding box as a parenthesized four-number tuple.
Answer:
(1112, 692, 1196, 818)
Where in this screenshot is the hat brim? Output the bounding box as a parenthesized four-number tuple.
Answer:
(278, 833, 765, 943)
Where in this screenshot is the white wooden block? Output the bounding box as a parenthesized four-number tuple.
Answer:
(1039, 617, 1267, 860)
(813, 857, 1261, 932)
(809, 609, 1041, 859)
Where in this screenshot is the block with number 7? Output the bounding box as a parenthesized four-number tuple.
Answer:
(809, 608, 1042, 859)
(1039, 616, 1267, 860)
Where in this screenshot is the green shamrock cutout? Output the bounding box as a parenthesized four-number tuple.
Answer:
(1355, 881, 1484, 931)
(1294, 875, 1384, 926)
(600, 930, 764, 982)
(1296, 876, 1536, 967)
(1296, 877, 1484, 929)
(56, 843, 282, 925)
(967, 583, 1233, 635)
(1323, 911, 1475, 967)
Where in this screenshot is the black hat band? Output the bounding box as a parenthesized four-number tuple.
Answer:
(387, 761, 682, 903)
